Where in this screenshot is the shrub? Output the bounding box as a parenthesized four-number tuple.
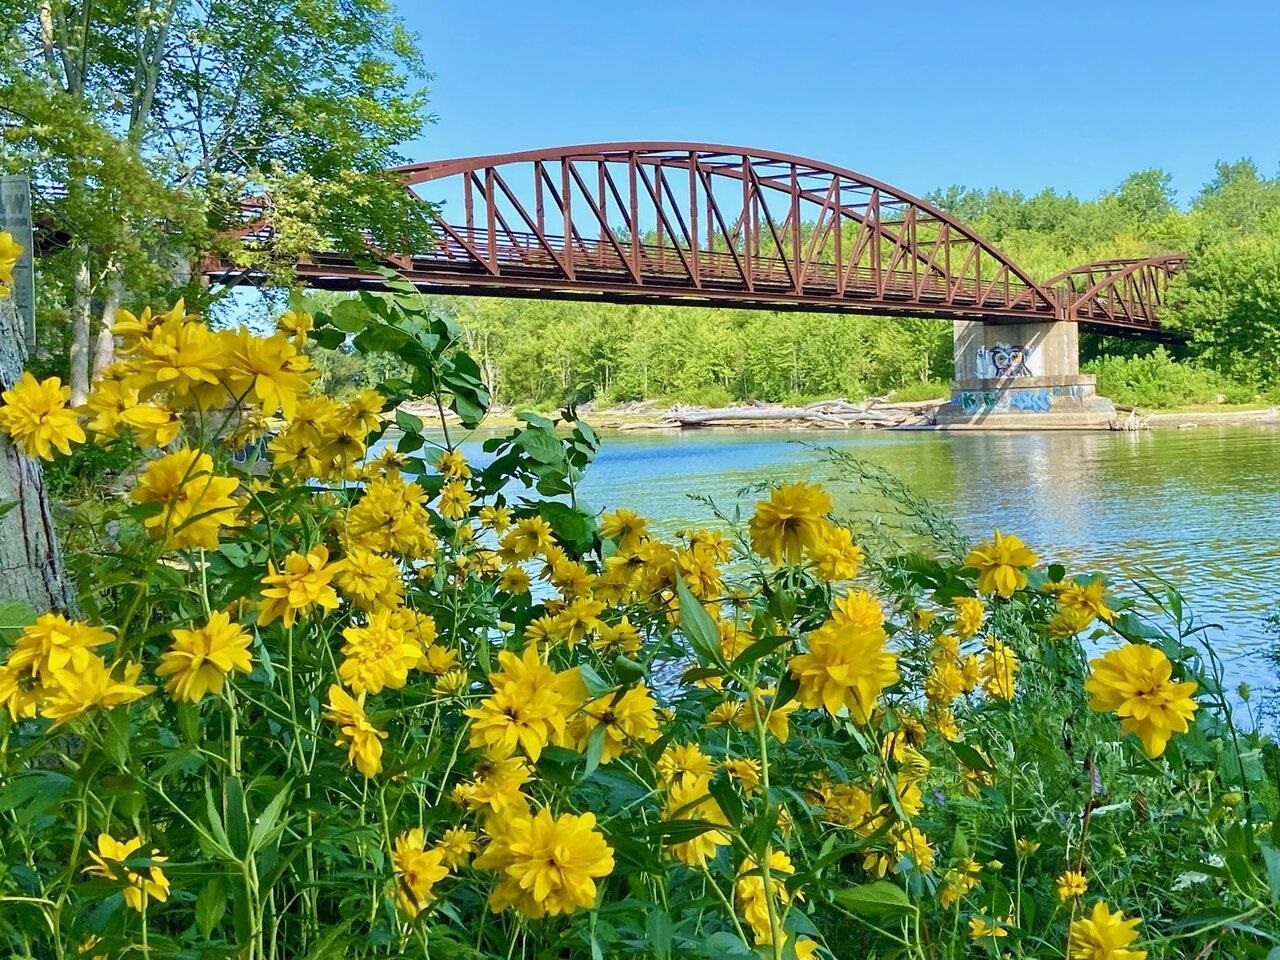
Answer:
(887, 379, 951, 403)
(0, 289, 1276, 959)
(1084, 348, 1255, 408)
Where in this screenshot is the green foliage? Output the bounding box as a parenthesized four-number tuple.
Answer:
(1165, 232, 1280, 385)
(2, 288, 1278, 959)
(1083, 348, 1256, 408)
(887, 380, 950, 403)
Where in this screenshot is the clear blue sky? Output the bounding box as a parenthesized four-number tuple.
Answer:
(398, 0, 1279, 206)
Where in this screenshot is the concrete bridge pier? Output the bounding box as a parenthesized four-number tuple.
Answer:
(935, 319, 1117, 429)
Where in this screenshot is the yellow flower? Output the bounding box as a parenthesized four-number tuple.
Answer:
(790, 598, 898, 723)
(0, 662, 43, 720)
(157, 611, 253, 702)
(437, 827, 478, 868)
(810, 522, 864, 581)
(455, 755, 533, 817)
(0, 230, 22, 293)
(479, 504, 512, 533)
(392, 828, 450, 915)
(339, 611, 423, 695)
(1059, 577, 1116, 626)
(83, 835, 170, 912)
(334, 548, 403, 610)
(748, 481, 832, 564)
(6, 613, 111, 682)
(1085, 644, 1198, 757)
(1057, 869, 1088, 901)
(1068, 901, 1146, 960)
(657, 742, 715, 791)
(590, 616, 642, 656)
(0, 373, 86, 460)
(433, 669, 469, 697)
(464, 647, 585, 761)
(662, 780, 731, 867)
(735, 849, 794, 944)
(981, 637, 1019, 700)
(345, 474, 437, 557)
(225, 328, 313, 420)
(276, 308, 313, 346)
(964, 529, 1038, 598)
(501, 516, 557, 559)
(437, 479, 474, 520)
(119, 402, 181, 447)
(1016, 838, 1041, 857)
(258, 545, 342, 628)
(939, 857, 982, 908)
(126, 315, 228, 408)
(132, 449, 240, 549)
(600, 508, 648, 551)
(951, 596, 985, 638)
(323, 684, 387, 777)
(969, 915, 1008, 940)
(475, 807, 614, 918)
(892, 824, 935, 873)
(707, 700, 744, 728)
(722, 757, 762, 794)
(571, 685, 660, 763)
(437, 448, 471, 479)
(41, 657, 152, 726)
(736, 686, 798, 742)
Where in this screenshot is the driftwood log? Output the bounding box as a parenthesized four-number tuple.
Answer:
(661, 397, 942, 429)
(0, 297, 77, 614)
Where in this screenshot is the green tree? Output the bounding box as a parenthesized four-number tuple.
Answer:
(1, 0, 432, 398)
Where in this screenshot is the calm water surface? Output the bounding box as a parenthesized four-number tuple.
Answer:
(558, 425, 1280, 688)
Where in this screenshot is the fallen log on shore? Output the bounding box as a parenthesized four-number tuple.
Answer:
(660, 397, 944, 429)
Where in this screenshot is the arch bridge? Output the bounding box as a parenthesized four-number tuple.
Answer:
(210, 143, 1191, 426)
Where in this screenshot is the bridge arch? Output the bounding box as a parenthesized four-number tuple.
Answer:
(1045, 254, 1187, 334)
(379, 142, 1060, 319)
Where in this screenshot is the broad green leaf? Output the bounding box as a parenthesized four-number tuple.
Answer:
(833, 880, 917, 918)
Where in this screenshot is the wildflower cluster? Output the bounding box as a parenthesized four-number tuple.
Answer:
(0, 290, 1273, 959)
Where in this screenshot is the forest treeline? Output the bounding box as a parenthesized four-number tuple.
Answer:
(308, 161, 1280, 410)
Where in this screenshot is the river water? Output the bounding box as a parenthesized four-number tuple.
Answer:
(559, 424, 1279, 691)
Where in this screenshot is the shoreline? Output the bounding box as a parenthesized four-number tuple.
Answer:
(398, 398, 1280, 434)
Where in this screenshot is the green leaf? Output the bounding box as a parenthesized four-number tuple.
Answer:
(0, 599, 36, 642)
(395, 409, 423, 434)
(582, 721, 607, 781)
(224, 776, 251, 860)
(515, 425, 565, 465)
(1262, 842, 1280, 904)
(196, 876, 227, 939)
(949, 740, 994, 773)
(537, 501, 598, 555)
(646, 908, 673, 960)
(676, 577, 722, 666)
(832, 880, 917, 918)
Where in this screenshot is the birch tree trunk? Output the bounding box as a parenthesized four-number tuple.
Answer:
(68, 252, 92, 406)
(92, 270, 124, 382)
(0, 297, 77, 614)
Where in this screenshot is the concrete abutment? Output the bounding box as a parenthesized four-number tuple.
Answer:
(935, 319, 1116, 429)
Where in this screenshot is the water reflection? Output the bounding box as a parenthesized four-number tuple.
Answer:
(560, 424, 1280, 687)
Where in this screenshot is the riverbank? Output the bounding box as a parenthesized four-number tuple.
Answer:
(398, 397, 1280, 433)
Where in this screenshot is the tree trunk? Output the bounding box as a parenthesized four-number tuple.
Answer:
(68, 252, 92, 406)
(92, 270, 124, 382)
(0, 297, 77, 615)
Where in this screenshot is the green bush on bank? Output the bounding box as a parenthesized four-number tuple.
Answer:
(1083, 348, 1258, 408)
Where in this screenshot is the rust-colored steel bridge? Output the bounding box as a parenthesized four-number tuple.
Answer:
(209, 143, 1187, 338)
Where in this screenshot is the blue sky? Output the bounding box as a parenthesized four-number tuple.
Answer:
(398, 0, 1279, 206)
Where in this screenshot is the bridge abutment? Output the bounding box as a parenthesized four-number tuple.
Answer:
(936, 319, 1117, 429)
